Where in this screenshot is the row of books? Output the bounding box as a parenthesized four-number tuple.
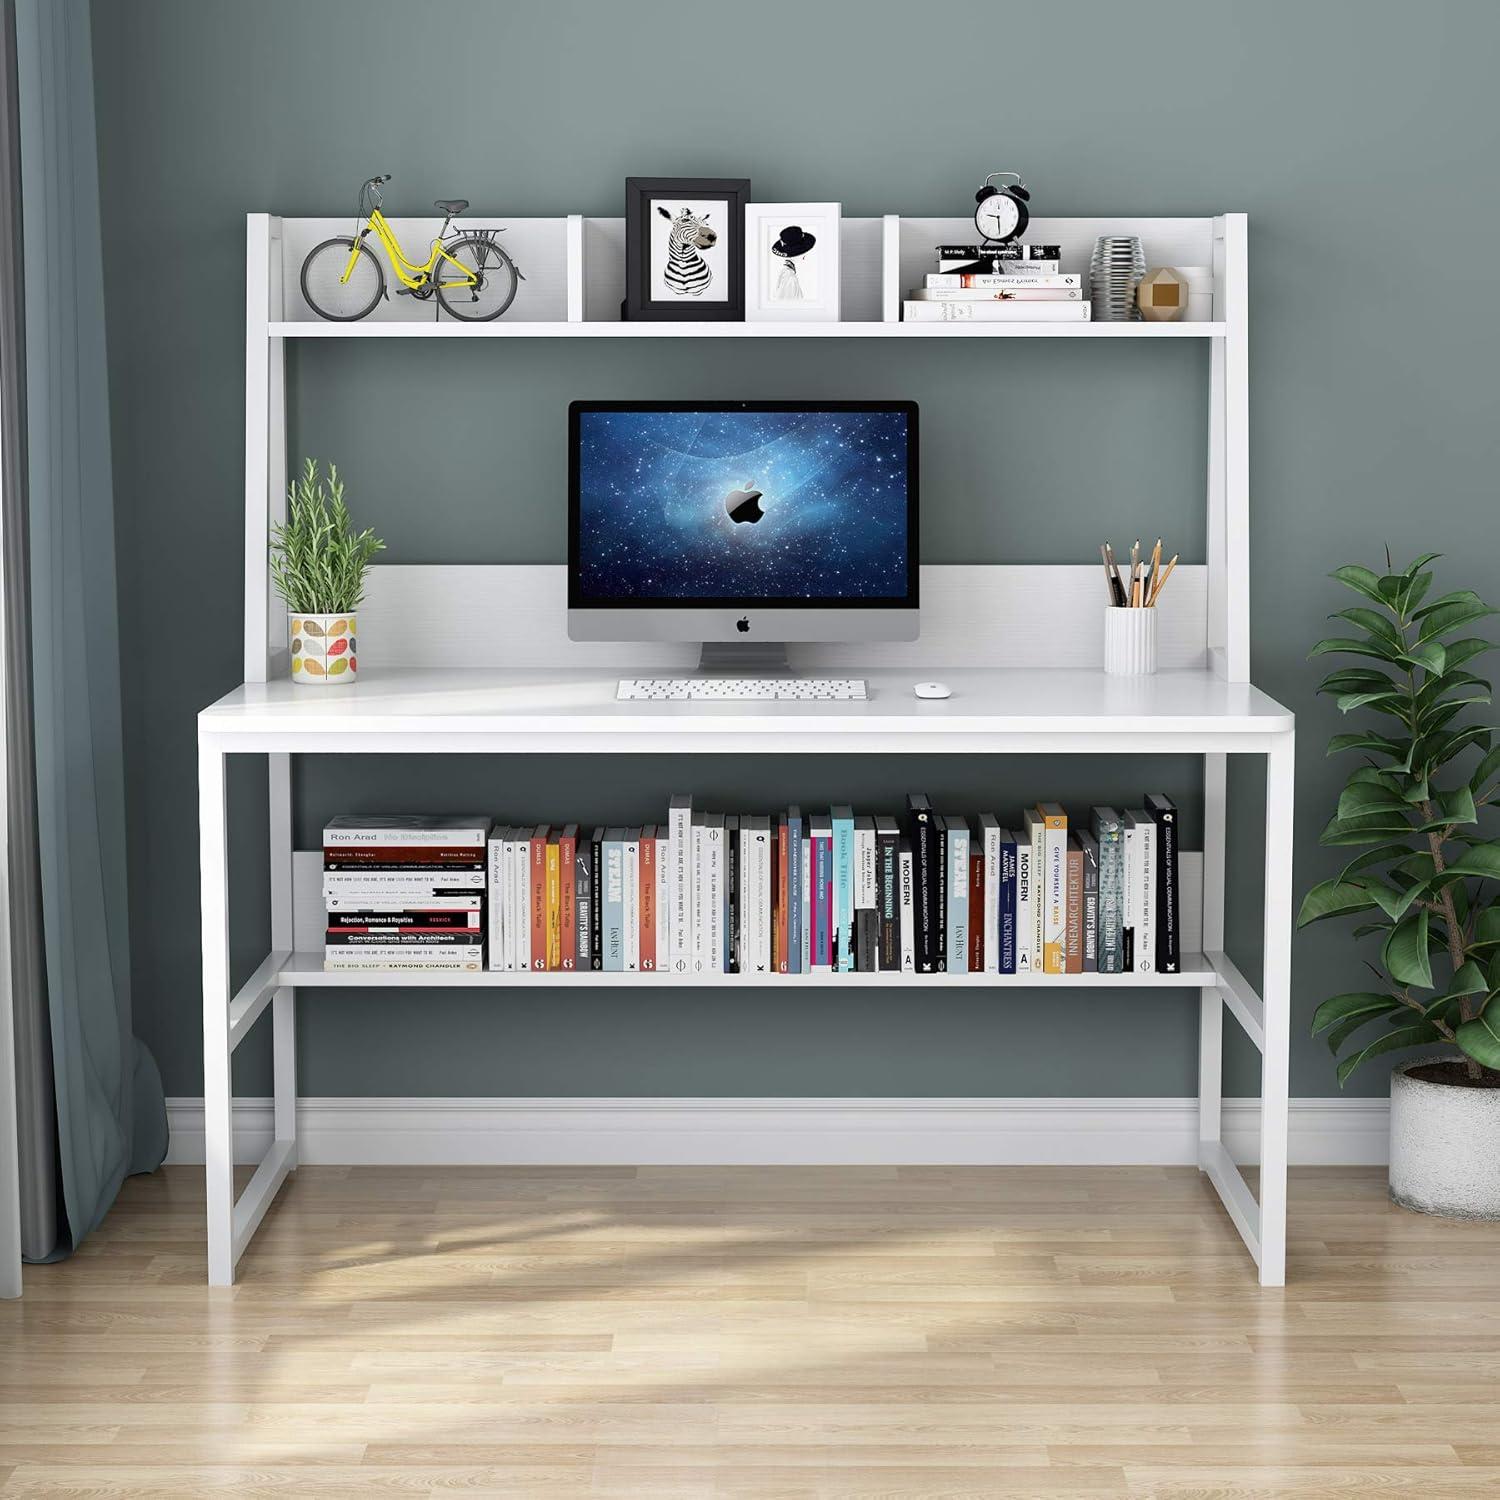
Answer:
(902, 242, 1092, 324)
(322, 795, 1181, 977)
(324, 816, 488, 971)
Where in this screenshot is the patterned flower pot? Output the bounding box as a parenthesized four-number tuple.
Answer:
(290, 612, 357, 685)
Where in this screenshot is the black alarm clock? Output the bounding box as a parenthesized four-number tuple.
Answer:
(974, 172, 1030, 245)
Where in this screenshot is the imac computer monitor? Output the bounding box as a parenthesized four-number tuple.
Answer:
(568, 400, 918, 647)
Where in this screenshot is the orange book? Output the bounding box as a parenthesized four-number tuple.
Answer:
(545, 835, 561, 970)
(529, 824, 550, 971)
(639, 828, 657, 972)
(558, 824, 577, 972)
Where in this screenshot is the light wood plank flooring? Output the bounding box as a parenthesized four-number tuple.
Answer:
(2, 1165, 1499, 1497)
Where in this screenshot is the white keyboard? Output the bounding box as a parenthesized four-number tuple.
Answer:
(617, 677, 868, 702)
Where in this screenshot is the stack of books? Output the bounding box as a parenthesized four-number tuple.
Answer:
(323, 816, 489, 971)
(902, 242, 1091, 324)
(467, 795, 1180, 979)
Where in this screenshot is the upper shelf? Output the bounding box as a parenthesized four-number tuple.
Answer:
(255, 213, 1238, 338)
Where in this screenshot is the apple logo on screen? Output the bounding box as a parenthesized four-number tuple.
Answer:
(724, 484, 765, 524)
(736, 617, 751, 633)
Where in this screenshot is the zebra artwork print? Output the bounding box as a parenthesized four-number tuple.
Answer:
(657, 205, 717, 297)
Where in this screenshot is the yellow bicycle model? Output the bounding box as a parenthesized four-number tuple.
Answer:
(300, 176, 523, 322)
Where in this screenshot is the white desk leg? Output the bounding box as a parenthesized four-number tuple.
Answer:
(198, 741, 234, 1286)
(1258, 731, 1295, 1286)
(269, 753, 297, 1166)
(1199, 752, 1228, 1159)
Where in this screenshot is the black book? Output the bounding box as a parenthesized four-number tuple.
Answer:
(1146, 793, 1182, 975)
(589, 827, 604, 970)
(725, 815, 740, 974)
(904, 794, 941, 974)
(326, 911, 479, 931)
(855, 908, 879, 973)
(574, 828, 593, 971)
(1076, 830, 1100, 974)
(875, 814, 900, 970)
(933, 813, 948, 971)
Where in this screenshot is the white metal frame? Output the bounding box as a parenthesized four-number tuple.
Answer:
(200, 211, 1293, 1288)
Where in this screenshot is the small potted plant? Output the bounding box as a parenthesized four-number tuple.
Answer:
(1301, 551, 1500, 1217)
(270, 459, 384, 685)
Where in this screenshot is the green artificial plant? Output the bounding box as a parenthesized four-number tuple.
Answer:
(269, 458, 385, 615)
(1301, 551, 1500, 1085)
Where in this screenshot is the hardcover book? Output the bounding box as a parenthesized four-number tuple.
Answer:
(904, 794, 942, 973)
(589, 826, 604, 970)
(998, 830, 1018, 975)
(486, 828, 505, 972)
(323, 815, 491, 847)
(1022, 809, 1047, 975)
(786, 805, 804, 974)
(1013, 826, 1034, 975)
(944, 815, 969, 974)
(831, 806, 855, 973)
(639, 827, 657, 973)
(809, 813, 833, 969)
(668, 794, 693, 975)
(1123, 811, 1156, 974)
(898, 837, 916, 970)
(969, 844, 985, 973)
(529, 824, 550, 972)
(724, 815, 740, 973)
(622, 828, 641, 972)
(1038, 801, 1069, 975)
(602, 828, 626, 972)
(1090, 808, 1125, 974)
(876, 814, 900, 970)
(1076, 829, 1100, 974)
(1065, 834, 1084, 974)
(545, 832, 562, 972)
(978, 813, 1001, 974)
(574, 827, 593, 972)
(1146, 793, 1181, 975)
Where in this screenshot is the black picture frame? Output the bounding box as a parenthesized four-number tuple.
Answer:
(624, 177, 749, 321)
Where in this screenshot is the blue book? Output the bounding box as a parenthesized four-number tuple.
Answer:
(998, 831, 1018, 975)
(943, 816, 970, 974)
(810, 814, 832, 969)
(601, 827, 626, 972)
(786, 805, 803, 974)
(831, 805, 855, 972)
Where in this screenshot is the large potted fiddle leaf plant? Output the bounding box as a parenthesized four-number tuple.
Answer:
(1301, 552, 1500, 1217)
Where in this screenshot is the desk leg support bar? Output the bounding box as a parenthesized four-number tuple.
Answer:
(199, 743, 235, 1286)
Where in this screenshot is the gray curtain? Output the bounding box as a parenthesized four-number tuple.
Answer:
(10, 0, 164, 1261)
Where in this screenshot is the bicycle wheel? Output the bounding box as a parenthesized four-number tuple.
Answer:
(300, 237, 385, 321)
(435, 235, 520, 321)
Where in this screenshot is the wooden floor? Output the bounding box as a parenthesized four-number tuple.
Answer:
(2, 1166, 1499, 1498)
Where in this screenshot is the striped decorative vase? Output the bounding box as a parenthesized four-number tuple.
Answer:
(290, 612, 357, 685)
(1103, 607, 1157, 676)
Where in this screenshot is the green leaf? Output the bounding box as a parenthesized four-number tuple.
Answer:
(1337, 690, 1406, 716)
(1320, 812, 1416, 846)
(1319, 667, 1399, 694)
(1337, 781, 1411, 819)
(1415, 599, 1499, 646)
(1403, 552, 1443, 578)
(1326, 1010, 1392, 1055)
(1401, 569, 1435, 616)
(1354, 875, 1426, 922)
(1337, 842, 1416, 883)
(1384, 908, 1433, 989)
(1443, 843, 1500, 882)
(1441, 638, 1494, 673)
(1336, 1022, 1442, 1087)
(1331, 607, 1405, 648)
(1412, 588, 1484, 620)
(1455, 997, 1500, 1071)
(1470, 905, 1500, 951)
(1331, 564, 1387, 606)
(1309, 637, 1402, 663)
(1448, 959, 1489, 998)
(1327, 730, 1408, 760)
(1310, 990, 1402, 1035)
(1472, 743, 1500, 794)
(1298, 879, 1378, 927)
(1403, 641, 1446, 676)
(1414, 784, 1479, 832)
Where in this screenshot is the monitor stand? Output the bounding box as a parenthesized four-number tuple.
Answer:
(696, 641, 791, 676)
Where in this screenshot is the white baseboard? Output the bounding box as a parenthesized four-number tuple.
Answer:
(163, 1095, 1389, 1168)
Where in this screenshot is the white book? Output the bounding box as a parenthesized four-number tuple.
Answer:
(855, 817, 877, 911)
(898, 846, 916, 971)
(623, 829, 640, 972)
(978, 814, 1001, 974)
(744, 815, 773, 975)
(902, 299, 1090, 323)
(656, 831, 670, 971)
(487, 831, 505, 971)
(705, 816, 725, 973)
(1014, 834, 1035, 975)
(924, 271, 1078, 289)
(325, 953, 483, 971)
(1023, 810, 1047, 974)
(513, 832, 530, 974)
(692, 815, 709, 973)
(326, 943, 483, 964)
(1038, 804, 1068, 976)
(668, 794, 693, 976)
(1124, 810, 1156, 974)
(910, 287, 1081, 302)
(325, 893, 482, 912)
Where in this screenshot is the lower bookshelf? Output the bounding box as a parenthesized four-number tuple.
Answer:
(281, 950, 1217, 987)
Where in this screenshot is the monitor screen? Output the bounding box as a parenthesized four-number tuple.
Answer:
(569, 401, 917, 609)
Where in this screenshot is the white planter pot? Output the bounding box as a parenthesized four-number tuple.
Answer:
(290, 612, 357, 686)
(1389, 1057, 1500, 1219)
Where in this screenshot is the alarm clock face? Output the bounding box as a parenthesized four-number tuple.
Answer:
(976, 192, 1022, 242)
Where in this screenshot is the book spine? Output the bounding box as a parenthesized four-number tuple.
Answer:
(1014, 836, 1034, 976)
(877, 828, 899, 970)
(910, 811, 938, 974)
(1100, 829, 1123, 974)
(545, 839, 561, 971)
(623, 832, 640, 972)
(725, 820, 740, 974)
(933, 818, 948, 971)
(639, 832, 657, 973)
(326, 894, 482, 912)
(656, 830, 670, 976)
(326, 929, 480, 945)
(573, 834, 591, 972)
(511, 837, 527, 974)
(602, 836, 625, 972)
(902, 299, 1091, 323)
(530, 834, 548, 972)
(910, 287, 1081, 302)
(1065, 842, 1084, 974)
(998, 836, 1017, 975)
(325, 951, 483, 970)
(323, 872, 486, 895)
(669, 797, 693, 975)
(856, 908, 878, 974)
(800, 838, 812, 972)
(322, 847, 486, 866)
(813, 835, 832, 969)
(753, 823, 772, 975)
(324, 823, 489, 847)
(787, 812, 803, 975)
(1135, 818, 1156, 974)
(692, 820, 708, 973)
(1082, 849, 1099, 973)
(924, 272, 1079, 289)
(706, 823, 725, 973)
(981, 818, 1000, 974)
(898, 843, 916, 971)
(776, 820, 789, 972)
(832, 811, 855, 974)
(1042, 812, 1067, 975)
(969, 849, 985, 973)
(328, 911, 481, 932)
(589, 829, 604, 970)
(557, 834, 575, 973)
(486, 835, 504, 972)
(1149, 797, 1181, 975)
(945, 821, 969, 974)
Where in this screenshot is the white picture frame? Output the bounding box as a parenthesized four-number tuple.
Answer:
(744, 202, 841, 322)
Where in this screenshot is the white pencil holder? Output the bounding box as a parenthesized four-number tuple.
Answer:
(1104, 607, 1158, 676)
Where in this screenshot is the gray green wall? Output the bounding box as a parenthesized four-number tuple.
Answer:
(90, 0, 1500, 1102)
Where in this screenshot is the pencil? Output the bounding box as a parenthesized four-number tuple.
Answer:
(1100, 544, 1116, 603)
(1147, 537, 1162, 599)
(1148, 554, 1179, 607)
(1104, 544, 1127, 607)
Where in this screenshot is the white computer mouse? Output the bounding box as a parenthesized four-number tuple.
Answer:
(913, 681, 952, 700)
